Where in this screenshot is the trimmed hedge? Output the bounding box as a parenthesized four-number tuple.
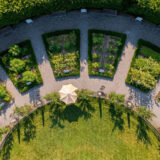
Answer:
(0, 40, 43, 93)
(126, 39, 160, 92)
(1, 0, 160, 29)
(88, 29, 126, 78)
(42, 29, 80, 78)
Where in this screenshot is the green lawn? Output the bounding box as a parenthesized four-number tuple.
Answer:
(1, 98, 160, 160)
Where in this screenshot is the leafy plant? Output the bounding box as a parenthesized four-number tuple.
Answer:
(22, 71, 36, 83)
(0, 85, 11, 102)
(14, 105, 33, 117)
(92, 62, 101, 70)
(137, 106, 155, 120)
(106, 55, 115, 61)
(8, 45, 21, 56)
(10, 58, 25, 73)
(104, 63, 114, 70)
(116, 41, 122, 47)
(92, 53, 101, 60)
(0, 127, 9, 140)
(108, 92, 125, 104)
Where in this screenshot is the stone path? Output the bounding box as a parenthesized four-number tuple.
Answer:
(0, 11, 159, 128)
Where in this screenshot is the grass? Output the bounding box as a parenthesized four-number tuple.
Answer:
(1, 98, 160, 160)
(42, 30, 80, 78)
(0, 40, 42, 93)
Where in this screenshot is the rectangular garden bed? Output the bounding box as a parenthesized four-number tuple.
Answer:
(42, 30, 80, 78)
(0, 83, 12, 110)
(0, 40, 43, 93)
(88, 30, 126, 78)
(126, 39, 160, 92)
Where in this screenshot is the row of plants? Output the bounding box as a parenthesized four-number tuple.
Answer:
(88, 30, 126, 78)
(126, 39, 160, 92)
(0, 41, 43, 93)
(42, 30, 80, 78)
(0, 0, 160, 29)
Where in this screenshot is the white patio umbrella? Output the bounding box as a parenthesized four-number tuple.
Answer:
(59, 84, 78, 104)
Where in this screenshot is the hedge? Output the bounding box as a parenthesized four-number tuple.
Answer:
(0, 0, 160, 29)
(42, 29, 80, 78)
(126, 39, 160, 92)
(88, 29, 126, 78)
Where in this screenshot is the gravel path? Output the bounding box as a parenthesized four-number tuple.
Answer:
(0, 11, 159, 128)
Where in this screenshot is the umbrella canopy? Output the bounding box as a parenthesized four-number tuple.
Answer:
(59, 84, 78, 104)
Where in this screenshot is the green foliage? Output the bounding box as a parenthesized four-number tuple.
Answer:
(126, 39, 160, 92)
(43, 30, 80, 78)
(0, 85, 11, 102)
(137, 106, 155, 120)
(104, 63, 114, 70)
(0, 127, 9, 140)
(49, 44, 63, 54)
(10, 58, 25, 73)
(8, 45, 21, 57)
(22, 71, 36, 83)
(141, 47, 160, 61)
(14, 105, 33, 117)
(77, 89, 94, 103)
(92, 62, 101, 70)
(108, 92, 125, 104)
(116, 41, 122, 47)
(93, 33, 104, 46)
(106, 55, 115, 61)
(92, 53, 101, 60)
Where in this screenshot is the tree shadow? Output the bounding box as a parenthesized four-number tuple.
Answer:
(1, 133, 13, 160)
(136, 116, 151, 145)
(17, 123, 21, 144)
(41, 107, 45, 127)
(49, 104, 64, 129)
(63, 104, 82, 122)
(98, 98, 102, 118)
(109, 103, 124, 132)
(79, 100, 95, 120)
(23, 114, 36, 142)
(127, 112, 130, 128)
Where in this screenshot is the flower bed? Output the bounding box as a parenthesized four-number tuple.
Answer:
(88, 30, 126, 78)
(0, 40, 42, 93)
(126, 39, 160, 92)
(42, 30, 80, 78)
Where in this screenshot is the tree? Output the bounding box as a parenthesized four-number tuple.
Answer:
(0, 85, 11, 102)
(8, 45, 21, 56)
(137, 106, 155, 120)
(77, 89, 94, 119)
(44, 92, 64, 128)
(10, 58, 25, 73)
(108, 92, 125, 104)
(22, 71, 36, 83)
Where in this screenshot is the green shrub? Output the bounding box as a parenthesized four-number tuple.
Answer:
(0, 127, 9, 140)
(22, 71, 36, 83)
(8, 45, 21, 57)
(108, 92, 125, 104)
(106, 55, 115, 61)
(92, 62, 101, 70)
(104, 63, 114, 70)
(116, 41, 122, 47)
(0, 85, 11, 102)
(14, 105, 33, 117)
(92, 53, 101, 60)
(10, 58, 25, 73)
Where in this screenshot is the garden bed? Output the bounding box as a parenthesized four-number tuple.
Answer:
(0, 83, 12, 110)
(88, 30, 126, 78)
(126, 39, 160, 92)
(42, 30, 80, 78)
(0, 40, 42, 93)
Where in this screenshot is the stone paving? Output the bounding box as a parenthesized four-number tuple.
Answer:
(0, 11, 159, 128)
